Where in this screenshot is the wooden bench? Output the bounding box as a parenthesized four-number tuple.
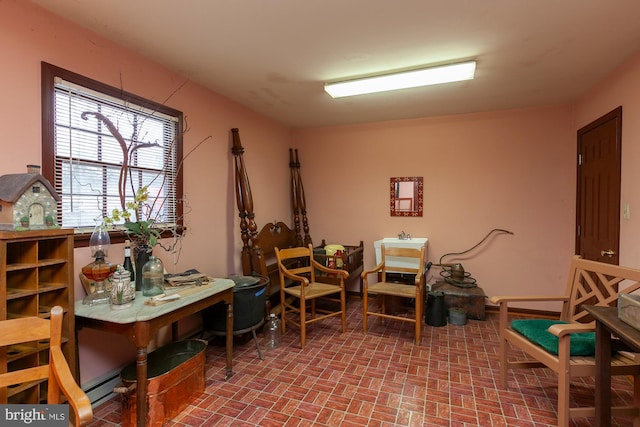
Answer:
(489, 255, 640, 426)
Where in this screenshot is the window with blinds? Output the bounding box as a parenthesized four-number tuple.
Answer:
(41, 63, 184, 236)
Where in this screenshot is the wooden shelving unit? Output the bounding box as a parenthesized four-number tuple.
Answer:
(0, 228, 75, 403)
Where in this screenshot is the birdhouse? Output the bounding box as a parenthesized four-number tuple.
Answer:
(0, 165, 60, 231)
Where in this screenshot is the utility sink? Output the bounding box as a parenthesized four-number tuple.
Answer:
(374, 237, 428, 271)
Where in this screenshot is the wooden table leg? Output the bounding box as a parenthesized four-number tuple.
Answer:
(135, 345, 148, 427)
(595, 320, 612, 427)
(225, 300, 233, 380)
(133, 322, 151, 427)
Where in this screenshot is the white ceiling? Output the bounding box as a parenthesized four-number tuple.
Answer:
(32, 0, 640, 128)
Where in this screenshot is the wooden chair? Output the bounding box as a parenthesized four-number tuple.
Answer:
(361, 243, 427, 345)
(0, 306, 93, 426)
(275, 244, 348, 348)
(489, 255, 640, 426)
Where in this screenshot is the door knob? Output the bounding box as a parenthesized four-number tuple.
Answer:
(601, 249, 616, 257)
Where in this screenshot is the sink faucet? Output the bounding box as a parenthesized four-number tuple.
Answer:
(398, 231, 411, 240)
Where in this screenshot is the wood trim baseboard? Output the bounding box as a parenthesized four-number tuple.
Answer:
(346, 291, 560, 320)
(484, 304, 559, 319)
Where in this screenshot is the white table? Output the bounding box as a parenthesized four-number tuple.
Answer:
(75, 278, 235, 427)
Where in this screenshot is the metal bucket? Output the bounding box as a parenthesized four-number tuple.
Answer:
(116, 339, 207, 427)
(203, 274, 268, 331)
(448, 307, 468, 325)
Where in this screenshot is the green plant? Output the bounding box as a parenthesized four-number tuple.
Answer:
(103, 185, 162, 247)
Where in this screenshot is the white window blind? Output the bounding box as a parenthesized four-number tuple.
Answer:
(53, 78, 179, 231)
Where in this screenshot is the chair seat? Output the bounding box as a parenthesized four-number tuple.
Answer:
(284, 282, 342, 299)
(368, 281, 417, 298)
(511, 319, 596, 356)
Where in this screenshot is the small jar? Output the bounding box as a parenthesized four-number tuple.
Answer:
(142, 256, 165, 297)
(109, 266, 134, 309)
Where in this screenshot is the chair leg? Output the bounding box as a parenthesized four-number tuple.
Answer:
(557, 335, 572, 427)
(415, 295, 422, 346)
(497, 306, 509, 389)
(557, 374, 570, 427)
(300, 297, 306, 349)
(340, 288, 346, 333)
(362, 283, 368, 334)
(498, 338, 508, 389)
(280, 288, 287, 335)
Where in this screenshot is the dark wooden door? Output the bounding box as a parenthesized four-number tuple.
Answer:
(575, 106, 622, 264)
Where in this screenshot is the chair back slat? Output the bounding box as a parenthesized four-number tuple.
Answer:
(562, 255, 640, 323)
(0, 317, 50, 347)
(380, 244, 426, 283)
(0, 366, 50, 388)
(275, 244, 315, 283)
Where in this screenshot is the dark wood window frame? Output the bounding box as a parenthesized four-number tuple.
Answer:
(41, 62, 184, 247)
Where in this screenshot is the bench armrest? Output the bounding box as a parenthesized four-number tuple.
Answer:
(548, 321, 595, 337)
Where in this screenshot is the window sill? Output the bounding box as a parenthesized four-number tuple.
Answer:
(73, 227, 185, 248)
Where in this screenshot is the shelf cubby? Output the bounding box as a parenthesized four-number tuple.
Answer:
(6, 269, 38, 297)
(0, 229, 75, 405)
(6, 240, 37, 266)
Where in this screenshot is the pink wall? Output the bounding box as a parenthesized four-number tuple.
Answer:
(574, 52, 640, 266)
(1, 1, 293, 384)
(293, 107, 577, 307)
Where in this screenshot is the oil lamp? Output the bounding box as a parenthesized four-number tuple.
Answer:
(82, 224, 116, 305)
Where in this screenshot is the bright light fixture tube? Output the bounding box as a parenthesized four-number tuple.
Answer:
(324, 61, 476, 98)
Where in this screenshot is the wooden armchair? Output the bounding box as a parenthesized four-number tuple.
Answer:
(275, 244, 348, 348)
(489, 255, 640, 426)
(361, 244, 427, 345)
(0, 306, 93, 426)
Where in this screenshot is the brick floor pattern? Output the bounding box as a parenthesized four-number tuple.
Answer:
(87, 298, 636, 426)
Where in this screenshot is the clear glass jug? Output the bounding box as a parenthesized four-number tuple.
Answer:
(263, 313, 282, 349)
(142, 256, 164, 297)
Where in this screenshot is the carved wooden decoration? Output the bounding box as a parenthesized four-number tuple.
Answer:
(289, 149, 312, 247)
(231, 128, 259, 275)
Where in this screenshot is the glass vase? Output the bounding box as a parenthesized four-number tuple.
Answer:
(142, 256, 165, 297)
(133, 243, 152, 292)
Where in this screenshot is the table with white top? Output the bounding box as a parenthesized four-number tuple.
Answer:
(75, 277, 235, 427)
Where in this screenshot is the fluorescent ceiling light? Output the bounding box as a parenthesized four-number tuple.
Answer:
(324, 61, 476, 98)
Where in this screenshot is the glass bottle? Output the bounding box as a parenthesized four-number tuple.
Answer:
(263, 313, 282, 349)
(142, 256, 165, 297)
(123, 240, 136, 296)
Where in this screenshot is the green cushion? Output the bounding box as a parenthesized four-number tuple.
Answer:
(511, 319, 595, 356)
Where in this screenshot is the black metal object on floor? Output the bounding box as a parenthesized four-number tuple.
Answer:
(202, 274, 269, 360)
